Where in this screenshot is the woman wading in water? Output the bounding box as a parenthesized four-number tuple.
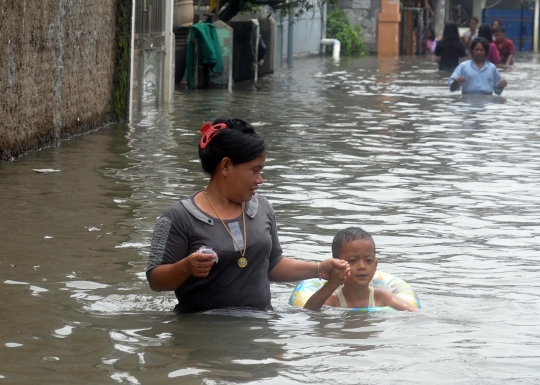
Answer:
(146, 117, 349, 313)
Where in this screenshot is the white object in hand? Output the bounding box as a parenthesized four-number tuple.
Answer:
(199, 246, 218, 263)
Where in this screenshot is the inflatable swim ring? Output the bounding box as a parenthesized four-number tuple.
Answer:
(289, 270, 421, 312)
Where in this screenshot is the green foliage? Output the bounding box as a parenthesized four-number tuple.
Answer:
(326, 8, 368, 57)
(239, 1, 255, 13)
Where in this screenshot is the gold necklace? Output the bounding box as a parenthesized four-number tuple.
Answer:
(204, 189, 248, 268)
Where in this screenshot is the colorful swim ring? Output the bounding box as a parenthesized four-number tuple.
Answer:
(289, 270, 421, 312)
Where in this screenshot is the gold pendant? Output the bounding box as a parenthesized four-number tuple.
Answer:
(238, 257, 248, 268)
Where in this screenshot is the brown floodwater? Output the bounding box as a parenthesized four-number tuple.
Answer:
(1, 53, 540, 384)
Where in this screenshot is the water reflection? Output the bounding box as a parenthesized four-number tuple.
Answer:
(92, 310, 384, 383)
(1, 53, 540, 384)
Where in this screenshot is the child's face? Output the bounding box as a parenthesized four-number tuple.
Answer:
(494, 31, 505, 43)
(339, 239, 377, 286)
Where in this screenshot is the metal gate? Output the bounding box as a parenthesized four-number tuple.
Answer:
(484, 7, 535, 51)
(132, 0, 166, 111)
(401, 7, 431, 55)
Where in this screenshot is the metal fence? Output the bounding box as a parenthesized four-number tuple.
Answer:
(134, 0, 165, 37)
(401, 7, 431, 55)
(133, 0, 167, 111)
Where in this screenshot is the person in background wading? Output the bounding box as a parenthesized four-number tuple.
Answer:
(478, 23, 501, 65)
(409, 0, 435, 54)
(435, 22, 468, 72)
(462, 16, 479, 55)
(449, 37, 508, 95)
(493, 25, 515, 66)
(491, 19, 502, 35)
(146, 117, 349, 313)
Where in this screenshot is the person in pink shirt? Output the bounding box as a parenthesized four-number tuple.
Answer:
(478, 24, 500, 65)
(426, 28, 438, 54)
(493, 26, 515, 65)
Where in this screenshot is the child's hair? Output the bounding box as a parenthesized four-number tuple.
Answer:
(332, 227, 375, 258)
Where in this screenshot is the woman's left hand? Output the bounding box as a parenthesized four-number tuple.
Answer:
(320, 258, 350, 282)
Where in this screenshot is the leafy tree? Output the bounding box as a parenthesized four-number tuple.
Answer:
(326, 8, 367, 57)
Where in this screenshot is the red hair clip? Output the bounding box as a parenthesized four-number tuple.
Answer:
(199, 122, 228, 148)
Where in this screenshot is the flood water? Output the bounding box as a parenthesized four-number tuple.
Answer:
(1, 53, 540, 384)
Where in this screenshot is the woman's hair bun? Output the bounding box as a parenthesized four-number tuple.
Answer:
(212, 117, 255, 134)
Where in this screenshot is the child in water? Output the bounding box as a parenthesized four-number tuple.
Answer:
(304, 227, 418, 311)
(426, 28, 438, 54)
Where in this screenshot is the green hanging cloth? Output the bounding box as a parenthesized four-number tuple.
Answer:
(185, 22, 224, 89)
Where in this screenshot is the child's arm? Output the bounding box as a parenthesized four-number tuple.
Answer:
(304, 265, 349, 311)
(376, 290, 419, 312)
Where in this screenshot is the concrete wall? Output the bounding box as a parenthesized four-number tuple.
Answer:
(227, 10, 276, 76)
(338, 0, 381, 53)
(200, 6, 322, 70)
(275, 2, 325, 64)
(0, 1, 122, 161)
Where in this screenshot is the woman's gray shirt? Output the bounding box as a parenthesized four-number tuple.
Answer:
(146, 193, 284, 313)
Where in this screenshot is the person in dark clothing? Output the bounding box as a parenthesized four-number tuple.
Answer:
(478, 24, 500, 65)
(435, 22, 468, 72)
(146, 117, 349, 313)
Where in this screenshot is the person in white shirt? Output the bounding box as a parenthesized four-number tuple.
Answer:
(462, 17, 479, 54)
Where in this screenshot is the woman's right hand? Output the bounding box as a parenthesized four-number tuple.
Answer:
(148, 250, 216, 291)
(186, 251, 217, 278)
